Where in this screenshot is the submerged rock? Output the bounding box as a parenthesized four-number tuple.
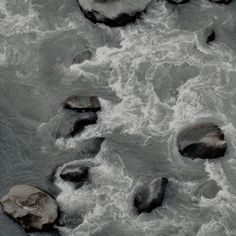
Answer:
(60, 165, 89, 183)
(134, 177, 168, 214)
(58, 212, 83, 229)
(64, 96, 101, 112)
(72, 50, 93, 64)
(195, 180, 221, 199)
(178, 123, 227, 159)
(0, 185, 58, 232)
(76, 0, 152, 27)
(166, 0, 190, 4)
(208, 0, 231, 4)
(206, 30, 215, 44)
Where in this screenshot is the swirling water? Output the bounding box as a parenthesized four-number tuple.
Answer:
(1, 0, 236, 235)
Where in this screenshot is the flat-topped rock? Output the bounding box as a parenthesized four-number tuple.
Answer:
(60, 165, 89, 183)
(178, 122, 227, 159)
(77, 0, 152, 27)
(134, 177, 168, 214)
(0, 185, 58, 232)
(64, 96, 101, 112)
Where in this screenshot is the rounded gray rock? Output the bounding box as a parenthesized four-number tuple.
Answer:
(178, 123, 227, 159)
(134, 177, 168, 214)
(77, 0, 152, 27)
(0, 185, 58, 232)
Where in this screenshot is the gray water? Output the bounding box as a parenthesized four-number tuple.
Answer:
(1, 0, 236, 235)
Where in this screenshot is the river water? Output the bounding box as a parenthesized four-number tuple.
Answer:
(1, 0, 236, 235)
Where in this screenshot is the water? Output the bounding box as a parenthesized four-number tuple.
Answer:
(1, 0, 236, 235)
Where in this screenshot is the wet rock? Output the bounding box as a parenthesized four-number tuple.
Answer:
(0, 185, 58, 232)
(69, 112, 98, 137)
(76, 0, 152, 27)
(166, 0, 190, 4)
(134, 177, 168, 214)
(60, 165, 89, 183)
(58, 212, 83, 229)
(208, 0, 231, 4)
(178, 123, 227, 159)
(64, 96, 101, 112)
(206, 30, 215, 44)
(72, 50, 93, 64)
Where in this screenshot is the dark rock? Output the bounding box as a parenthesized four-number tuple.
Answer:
(208, 0, 231, 4)
(76, 0, 152, 27)
(64, 96, 101, 112)
(60, 165, 89, 183)
(134, 177, 168, 214)
(72, 50, 93, 64)
(0, 185, 59, 232)
(206, 30, 216, 44)
(55, 112, 98, 138)
(166, 0, 191, 4)
(178, 123, 227, 159)
(69, 112, 98, 137)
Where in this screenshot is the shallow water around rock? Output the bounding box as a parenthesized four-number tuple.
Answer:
(1, 0, 236, 235)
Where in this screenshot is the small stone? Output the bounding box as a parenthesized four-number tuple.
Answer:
(0, 185, 58, 232)
(134, 177, 168, 214)
(64, 96, 101, 113)
(178, 123, 227, 159)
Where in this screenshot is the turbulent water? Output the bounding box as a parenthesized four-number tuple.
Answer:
(1, 0, 236, 235)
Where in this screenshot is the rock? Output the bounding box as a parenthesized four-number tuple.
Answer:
(69, 112, 98, 137)
(64, 96, 101, 112)
(195, 180, 221, 199)
(134, 177, 168, 214)
(206, 30, 215, 44)
(0, 185, 58, 232)
(72, 50, 93, 64)
(55, 112, 98, 138)
(76, 0, 152, 27)
(58, 212, 83, 229)
(178, 123, 227, 159)
(166, 0, 190, 4)
(60, 165, 89, 183)
(208, 0, 231, 4)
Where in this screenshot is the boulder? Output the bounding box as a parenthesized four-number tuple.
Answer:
(166, 0, 190, 4)
(208, 0, 231, 4)
(76, 0, 152, 27)
(134, 177, 168, 214)
(0, 185, 58, 232)
(60, 165, 89, 183)
(72, 50, 93, 64)
(178, 123, 227, 159)
(206, 30, 215, 44)
(64, 96, 101, 112)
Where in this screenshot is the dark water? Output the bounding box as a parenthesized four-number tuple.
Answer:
(1, 0, 236, 235)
